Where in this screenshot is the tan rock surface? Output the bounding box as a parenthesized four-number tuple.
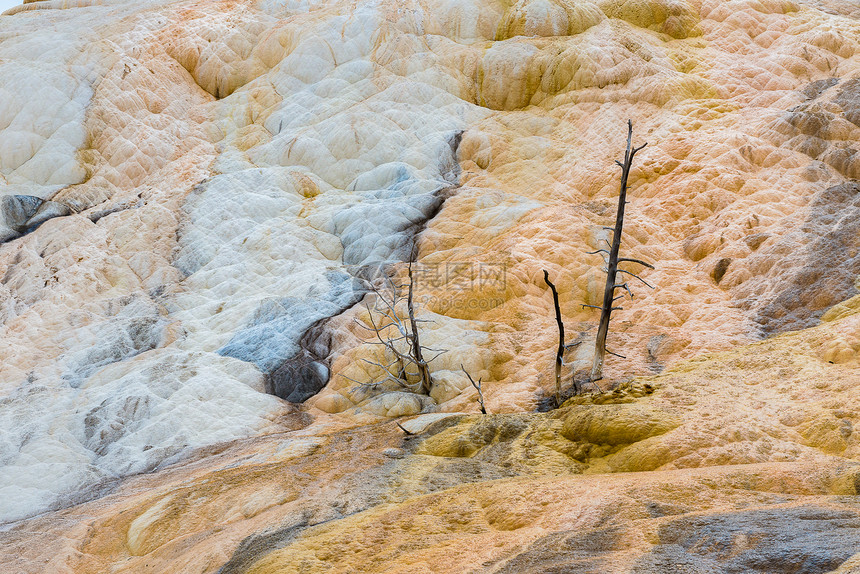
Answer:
(2, 303, 859, 572)
(0, 0, 859, 571)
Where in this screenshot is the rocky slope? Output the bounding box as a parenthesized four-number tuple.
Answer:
(0, 0, 859, 571)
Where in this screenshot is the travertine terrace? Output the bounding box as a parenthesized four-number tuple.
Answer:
(1, 0, 859, 571)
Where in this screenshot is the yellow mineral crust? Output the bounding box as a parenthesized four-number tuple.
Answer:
(1, 307, 858, 572)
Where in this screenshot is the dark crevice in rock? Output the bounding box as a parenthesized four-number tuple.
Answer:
(334, 131, 462, 270)
(266, 307, 353, 403)
(218, 271, 365, 379)
(439, 130, 464, 185)
(0, 194, 72, 244)
(536, 384, 583, 412)
(263, 130, 464, 404)
(87, 196, 144, 224)
(712, 257, 731, 285)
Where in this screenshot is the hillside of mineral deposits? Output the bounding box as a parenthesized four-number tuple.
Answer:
(1, 0, 860, 571)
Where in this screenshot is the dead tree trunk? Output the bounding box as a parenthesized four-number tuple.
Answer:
(543, 270, 565, 404)
(589, 120, 652, 382)
(345, 262, 443, 395)
(462, 364, 487, 414)
(407, 262, 433, 394)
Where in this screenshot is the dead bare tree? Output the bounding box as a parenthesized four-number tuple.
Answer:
(584, 120, 654, 382)
(405, 263, 434, 393)
(543, 270, 565, 404)
(344, 262, 442, 394)
(543, 270, 582, 404)
(461, 364, 487, 414)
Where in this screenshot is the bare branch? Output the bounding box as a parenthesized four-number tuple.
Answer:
(339, 373, 372, 387)
(613, 283, 634, 299)
(345, 261, 443, 397)
(618, 257, 655, 269)
(362, 357, 400, 370)
(616, 268, 654, 289)
(395, 421, 415, 435)
(426, 350, 447, 362)
(355, 319, 399, 332)
(343, 372, 416, 393)
(606, 349, 626, 359)
(365, 334, 409, 344)
(358, 360, 411, 387)
(582, 304, 602, 310)
(462, 364, 487, 414)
